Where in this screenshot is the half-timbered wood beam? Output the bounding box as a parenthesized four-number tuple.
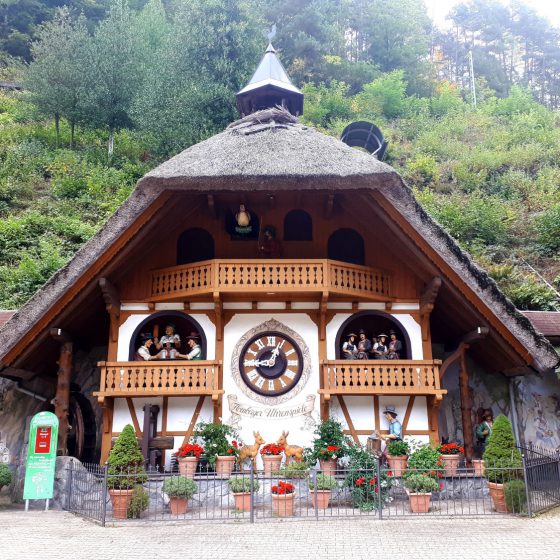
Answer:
(50, 327, 72, 455)
(99, 277, 120, 343)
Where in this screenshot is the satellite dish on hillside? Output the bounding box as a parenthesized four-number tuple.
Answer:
(341, 121, 388, 160)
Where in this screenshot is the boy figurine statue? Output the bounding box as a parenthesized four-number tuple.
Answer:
(381, 406, 402, 441)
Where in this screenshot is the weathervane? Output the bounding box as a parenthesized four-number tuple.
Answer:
(266, 24, 276, 43)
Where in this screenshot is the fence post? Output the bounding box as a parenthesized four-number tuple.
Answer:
(65, 458, 73, 511)
(521, 453, 533, 518)
(249, 461, 254, 524)
(101, 462, 109, 527)
(376, 456, 383, 520)
(312, 468, 318, 521)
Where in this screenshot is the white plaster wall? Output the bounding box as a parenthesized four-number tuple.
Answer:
(222, 313, 321, 456)
(326, 313, 423, 360)
(117, 313, 216, 360)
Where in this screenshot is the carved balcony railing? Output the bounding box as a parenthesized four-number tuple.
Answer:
(95, 361, 223, 403)
(320, 360, 446, 400)
(149, 259, 391, 301)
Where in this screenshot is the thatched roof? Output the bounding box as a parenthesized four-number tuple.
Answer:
(0, 108, 558, 373)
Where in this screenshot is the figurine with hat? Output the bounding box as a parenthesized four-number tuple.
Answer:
(134, 333, 162, 361)
(356, 328, 372, 359)
(386, 329, 402, 360)
(342, 332, 358, 359)
(177, 332, 203, 361)
(381, 405, 402, 441)
(372, 333, 388, 359)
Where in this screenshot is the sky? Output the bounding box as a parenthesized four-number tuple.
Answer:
(424, 0, 560, 29)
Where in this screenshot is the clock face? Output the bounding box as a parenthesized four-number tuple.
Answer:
(239, 331, 304, 397)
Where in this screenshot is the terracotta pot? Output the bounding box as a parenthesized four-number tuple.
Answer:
(109, 489, 134, 519)
(215, 455, 236, 478)
(178, 457, 198, 478)
(169, 496, 188, 515)
(319, 458, 337, 476)
(440, 454, 461, 477)
(232, 492, 252, 512)
(310, 489, 332, 510)
(472, 459, 485, 477)
(386, 454, 408, 477)
(271, 493, 296, 517)
(262, 455, 283, 476)
(487, 482, 508, 513)
(409, 492, 432, 513)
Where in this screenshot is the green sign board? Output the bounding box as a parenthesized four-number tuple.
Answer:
(23, 411, 59, 501)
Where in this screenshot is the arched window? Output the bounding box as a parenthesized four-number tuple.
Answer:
(177, 228, 214, 265)
(328, 228, 365, 265)
(284, 210, 313, 241)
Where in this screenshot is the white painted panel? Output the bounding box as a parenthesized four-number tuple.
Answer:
(257, 302, 287, 310)
(357, 302, 386, 310)
(121, 303, 150, 311)
(166, 396, 214, 432)
(189, 302, 214, 310)
(113, 396, 164, 432)
(155, 303, 185, 311)
(223, 302, 252, 310)
(290, 302, 320, 309)
(327, 302, 352, 309)
(392, 302, 420, 310)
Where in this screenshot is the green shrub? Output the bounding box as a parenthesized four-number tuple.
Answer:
(483, 415, 522, 484)
(309, 473, 337, 491)
(535, 204, 560, 255)
(162, 476, 197, 499)
(107, 425, 147, 490)
(406, 444, 441, 480)
(193, 422, 238, 466)
(272, 462, 309, 479)
(228, 476, 259, 493)
(307, 418, 348, 463)
(386, 440, 410, 457)
(504, 479, 527, 513)
(0, 464, 12, 490)
(127, 485, 148, 519)
(404, 473, 439, 493)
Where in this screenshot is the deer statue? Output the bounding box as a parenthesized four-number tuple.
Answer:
(276, 431, 304, 464)
(237, 431, 265, 471)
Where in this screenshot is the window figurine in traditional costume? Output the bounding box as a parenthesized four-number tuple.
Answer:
(356, 329, 372, 359)
(381, 405, 402, 441)
(258, 225, 283, 258)
(180, 333, 202, 361)
(373, 334, 388, 359)
(134, 333, 161, 361)
(342, 333, 358, 359)
(387, 330, 402, 360)
(475, 409, 493, 452)
(156, 323, 181, 359)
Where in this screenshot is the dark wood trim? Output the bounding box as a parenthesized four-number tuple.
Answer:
(402, 396, 415, 432)
(126, 397, 142, 435)
(337, 395, 360, 444)
(182, 396, 206, 446)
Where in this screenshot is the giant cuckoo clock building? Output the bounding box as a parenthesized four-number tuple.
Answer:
(0, 43, 559, 473)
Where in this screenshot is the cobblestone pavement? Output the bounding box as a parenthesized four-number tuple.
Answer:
(1, 509, 560, 560)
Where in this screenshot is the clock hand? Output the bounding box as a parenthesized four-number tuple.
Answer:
(268, 343, 281, 367)
(243, 358, 271, 368)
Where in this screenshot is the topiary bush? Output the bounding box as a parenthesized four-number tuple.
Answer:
(0, 464, 12, 491)
(504, 479, 527, 513)
(107, 424, 147, 490)
(483, 415, 522, 484)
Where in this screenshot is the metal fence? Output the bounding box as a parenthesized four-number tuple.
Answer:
(63, 449, 560, 525)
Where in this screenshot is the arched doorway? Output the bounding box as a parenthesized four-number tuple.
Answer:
(128, 311, 207, 360)
(328, 228, 365, 265)
(334, 311, 411, 359)
(177, 228, 214, 265)
(284, 209, 313, 241)
(67, 391, 97, 463)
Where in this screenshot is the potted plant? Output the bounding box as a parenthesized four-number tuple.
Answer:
(260, 443, 284, 476)
(308, 418, 347, 476)
(483, 415, 522, 513)
(107, 424, 148, 519)
(228, 475, 260, 512)
(175, 443, 204, 478)
(162, 476, 197, 515)
(386, 439, 410, 477)
(194, 421, 240, 478)
(406, 443, 443, 482)
(271, 481, 296, 517)
(309, 473, 337, 509)
(273, 462, 310, 479)
(438, 442, 464, 476)
(404, 474, 439, 513)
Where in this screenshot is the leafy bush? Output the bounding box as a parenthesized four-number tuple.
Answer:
(193, 422, 238, 466)
(307, 418, 348, 463)
(162, 476, 197, 499)
(309, 473, 337, 491)
(107, 424, 147, 490)
(355, 70, 407, 119)
(504, 479, 527, 513)
(405, 444, 442, 481)
(483, 415, 522, 484)
(386, 440, 410, 457)
(127, 485, 148, 519)
(228, 476, 259, 493)
(272, 462, 309, 479)
(0, 464, 12, 491)
(535, 204, 560, 255)
(404, 473, 439, 494)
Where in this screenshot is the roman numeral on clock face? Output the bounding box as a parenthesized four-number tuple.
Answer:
(255, 338, 265, 350)
(268, 380, 275, 391)
(287, 359, 298, 367)
(246, 369, 258, 381)
(255, 376, 265, 389)
(285, 348, 295, 356)
(267, 336, 276, 346)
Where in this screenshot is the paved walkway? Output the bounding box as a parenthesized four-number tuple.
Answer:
(2, 509, 560, 560)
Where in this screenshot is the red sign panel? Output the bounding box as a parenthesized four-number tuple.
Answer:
(34, 426, 52, 454)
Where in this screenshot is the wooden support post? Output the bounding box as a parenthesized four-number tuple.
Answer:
(427, 395, 441, 443)
(50, 328, 73, 455)
(419, 277, 441, 359)
(99, 278, 120, 344)
(183, 396, 206, 446)
(100, 398, 114, 463)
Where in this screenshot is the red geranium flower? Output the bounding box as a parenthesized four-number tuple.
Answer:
(272, 481, 295, 495)
(260, 443, 284, 456)
(355, 477, 366, 487)
(175, 443, 204, 459)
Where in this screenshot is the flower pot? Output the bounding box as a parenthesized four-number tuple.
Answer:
(319, 458, 337, 476)
(408, 492, 432, 513)
(386, 454, 408, 477)
(310, 489, 332, 510)
(232, 492, 252, 512)
(169, 496, 188, 515)
(272, 493, 296, 517)
(262, 455, 283, 476)
(487, 482, 508, 513)
(178, 457, 198, 478)
(440, 454, 461, 477)
(215, 455, 236, 478)
(472, 459, 485, 477)
(109, 489, 134, 519)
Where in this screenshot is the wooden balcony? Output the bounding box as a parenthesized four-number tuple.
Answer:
(149, 259, 391, 301)
(94, 361, 223, 403)
(320, 360, 446, 400)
